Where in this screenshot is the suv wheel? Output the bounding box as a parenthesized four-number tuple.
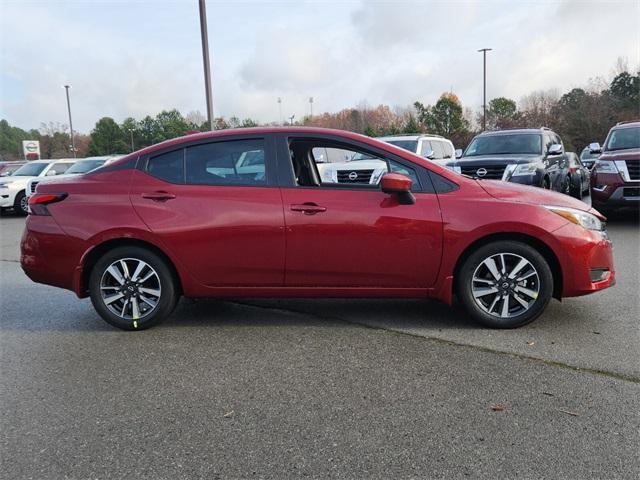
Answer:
(542, 177, 551, 190)
(89, 246, 178, 330)
(14, 190, 28, 215)
(456, 241, 553, 328)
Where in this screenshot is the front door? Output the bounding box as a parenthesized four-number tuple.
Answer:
(130, 137, 285, 287)
(279, 137, 443, 288)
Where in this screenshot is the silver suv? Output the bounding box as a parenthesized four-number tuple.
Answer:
(377, 134, 456, 164)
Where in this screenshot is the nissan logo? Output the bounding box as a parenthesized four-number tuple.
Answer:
(476, 168, 487, 177)
(348, 171, 358, 181)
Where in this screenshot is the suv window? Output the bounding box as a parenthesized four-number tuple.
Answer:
(186, 139, 266, 186)
(441, 142, 454, 159)
(430, 141, 445, 160)
(385, 140, 419, 153)
(605, 126, 640, 151)
(147, 149, 184, 184)
(291, 139, 420, 189)
(465, 134, 542, 156)
(49, 162, 74, 175)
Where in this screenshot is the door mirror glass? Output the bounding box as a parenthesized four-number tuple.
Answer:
(589, 142, 602, 154)
(548, 144, 563, 156)
(455, 149, 463, 159)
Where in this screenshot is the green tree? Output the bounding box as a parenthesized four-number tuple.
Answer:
(414, 94, 468, 137)
(120, 117, 139, 153)
(154, 109, 190, 141)
(487, 97, 517, 129)
(609, 71, 640, 115)
(241, 118, 259, 128)
(88, 117, 128, 155)
(402, 114, 420, 133)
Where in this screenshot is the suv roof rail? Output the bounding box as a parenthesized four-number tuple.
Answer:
(381, 133, 445, 138)
(616, 119, 640, 126)
(480, 127, 551, 133)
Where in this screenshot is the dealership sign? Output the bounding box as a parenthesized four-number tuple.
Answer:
(22, 140, 41, 160)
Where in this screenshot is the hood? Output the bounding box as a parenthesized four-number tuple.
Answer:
(0, 176, 31, 187)
(599, 147, 640, 162)
(451, 154, 541, 166)
(478, 180, 590, 211)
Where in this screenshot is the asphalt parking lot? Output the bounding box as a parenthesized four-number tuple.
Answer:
(1, 208, 639, 479)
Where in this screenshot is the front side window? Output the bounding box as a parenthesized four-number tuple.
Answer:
(186, 139, 266, 186)
(465, 134, 542, 156)
(291, 140, 420, 188)
(49, 162, 74, 175)
(430, 141, 445, 160)
(65, 159, 105, 174)
(605, 126, 640, 151)
(147, 149, 184, 184)
(442, 142, 455, 159)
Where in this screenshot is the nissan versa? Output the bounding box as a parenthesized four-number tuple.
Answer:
(21, 128, 615, 330)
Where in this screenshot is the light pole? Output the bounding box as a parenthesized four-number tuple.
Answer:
(277, 97, 283, 125)
(64, 85, 76, 157)
(288, 114, 295, 126)
(127, 128, 135, 152)
(478, 48, 492, 131)
(309, 97, 314, 118)
(199, 0, 214, 131)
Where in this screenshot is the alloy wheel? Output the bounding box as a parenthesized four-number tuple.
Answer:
(99, 258, 161, 321)
(471, 253, 540, 318)
(20, 195, 28, 214)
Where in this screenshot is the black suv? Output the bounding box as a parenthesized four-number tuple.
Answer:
(447, 128, 571, 193)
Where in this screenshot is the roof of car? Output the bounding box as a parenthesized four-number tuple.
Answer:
(477, 128, 550, 136)
(613, 120, 639, 129)
(377, 134, 447, 141)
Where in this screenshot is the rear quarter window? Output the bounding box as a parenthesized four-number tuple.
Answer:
(147, 149, 185, 184)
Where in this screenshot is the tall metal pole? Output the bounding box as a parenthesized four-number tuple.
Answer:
(64, 85, 76, 158)
(128, 129, 134, 152)
(309, 97, 313, 118)
(277, 97, 282, 125)
(199, 0, 214, 131)
(478, 48, 492, 131)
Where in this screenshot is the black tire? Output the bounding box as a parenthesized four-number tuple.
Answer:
(14, 190, 28, 215)
(456, 241, 553, 329)
(542, 176, 551, 190)
(568, 176, 581, 199)
(89, 246, 178, 330)
(561, 175, 571, 196)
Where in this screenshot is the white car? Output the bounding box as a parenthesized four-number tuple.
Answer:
(316, 134, 456, 185)
(378, 134, 456, 164)
(0, 159, 75, 215)
(26, 155, 123, 199)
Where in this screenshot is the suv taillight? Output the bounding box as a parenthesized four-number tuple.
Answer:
(28, 193, 67, 215)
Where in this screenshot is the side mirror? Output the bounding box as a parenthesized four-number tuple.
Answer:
(423, 149, 435, 160)
(381, 173, 415, 205)
(46, 170, 57, 176)
(589, 142, 602, 154)
(548, 144, 563, 156)
(455, 149, 463, 159)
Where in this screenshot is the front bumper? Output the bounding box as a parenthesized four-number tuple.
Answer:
(591, 173, 640, 209)
(0, 188, 18, 207)
(553, 222, 615, 297)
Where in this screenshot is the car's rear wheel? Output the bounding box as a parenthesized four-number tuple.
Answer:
(89, 246, 178, 330)
(562, 175, 572, 196)
(542, 176, 551, 190)
(456, 241, 553, 328)
(14, 190, 28, 215)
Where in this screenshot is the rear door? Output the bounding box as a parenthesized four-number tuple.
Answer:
(130, 136, 285, 287)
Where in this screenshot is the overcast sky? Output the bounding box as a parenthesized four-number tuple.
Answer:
(1, 0, 638, 133)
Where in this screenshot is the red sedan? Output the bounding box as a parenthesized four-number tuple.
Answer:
(21, 128, 615, 330)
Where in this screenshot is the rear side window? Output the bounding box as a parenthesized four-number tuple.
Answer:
(186, 139, 266, 186)
(50, 162, 73, 175)
(147, 149, 184, 184)
(442, 142, 454, 159)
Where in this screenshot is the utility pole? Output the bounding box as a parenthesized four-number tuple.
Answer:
(309, 97, 314, 118)
(288, 114, 295, 126)
(199, 0, 214, 131)
(478, 48, 492, 131)
(277, 97, 283, 125)
(63, 85, 76, 158)
(127, 128, 134, 152)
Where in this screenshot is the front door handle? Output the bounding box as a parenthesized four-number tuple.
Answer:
(142, 191, 176, 202)
(290, 203, 327, 215)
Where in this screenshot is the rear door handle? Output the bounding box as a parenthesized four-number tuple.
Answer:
(142, 191, 176, 202)
(290, 203, 327, 215)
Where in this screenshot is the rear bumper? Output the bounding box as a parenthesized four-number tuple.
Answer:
(553, 222, 616, 297)
(20, 216, 85, 295)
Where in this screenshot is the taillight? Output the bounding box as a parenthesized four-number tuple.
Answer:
(28, 193, 67, 215)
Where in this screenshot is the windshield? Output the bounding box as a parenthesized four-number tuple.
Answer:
(465, 134, 542, 156)
(605, 126, 640, 151)
(11, 162, 48, 177)
(65, 159, 106, 174)
(351, 152, 377, 161)
(385, 140, 419, 153)
(580, 148, 600, 160)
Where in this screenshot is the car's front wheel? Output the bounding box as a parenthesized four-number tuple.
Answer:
(89, 246, 178, 330)
(456, 241, 553, 328)
(14, 190, 28, 215)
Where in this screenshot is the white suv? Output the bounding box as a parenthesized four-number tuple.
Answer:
(378, 134, 456, 164)
(0, 159, 75, 215)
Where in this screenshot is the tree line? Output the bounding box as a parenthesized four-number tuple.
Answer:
(1, 69, 637, 161)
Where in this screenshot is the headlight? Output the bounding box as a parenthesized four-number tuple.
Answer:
(594, 160, 618, 173)
(0, 184, 9, 189)
(544, 206, 604, 231)
(320, 169, 336, 183)
(370, 169, 386, 184)
(447, 165, 461, 174)
(512, 163, 538, 176)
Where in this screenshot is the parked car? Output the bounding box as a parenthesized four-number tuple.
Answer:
(447, 128, 571, 194)
(26, 155, 123, 198)
(0, 161, 26, 177)
(590, 120, 640, 212)
(316, 134, 455, 185)
(580, 146, 600, 170)
(22, 127, 614, 331)
(566, 152, 590, 199)
(0, 159, 75, 215)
